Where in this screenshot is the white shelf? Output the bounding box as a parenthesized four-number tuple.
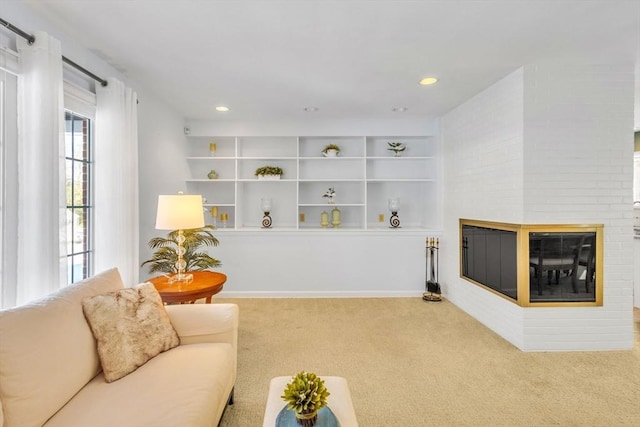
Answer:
(299, 157, 363, 160)
(366, 156, 435, 160)
(236, 178, 297, 182)
(187, 179, 235, 182)
(299, 203, 365, 207)
(366, 178, 436, 182)
(299, 178, 363, 182)
(185, 135, 439, 230)
(187, 156, 236, 160)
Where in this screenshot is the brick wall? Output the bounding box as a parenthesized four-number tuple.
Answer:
(521, 63, 635, 350)
(441, 68, 526, 348)
(441, 63, 635, 351)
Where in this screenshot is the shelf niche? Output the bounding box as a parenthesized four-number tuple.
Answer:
(185, 136, 439, 231)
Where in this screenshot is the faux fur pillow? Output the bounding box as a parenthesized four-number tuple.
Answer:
(82, 282, 180, 382)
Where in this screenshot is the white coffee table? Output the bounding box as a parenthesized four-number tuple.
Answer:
(263, 376, 359, 427)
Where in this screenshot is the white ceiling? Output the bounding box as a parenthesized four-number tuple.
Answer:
(22, 0, 640, 122)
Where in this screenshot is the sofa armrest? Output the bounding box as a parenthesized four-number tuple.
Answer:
(165, 303, 238, 349)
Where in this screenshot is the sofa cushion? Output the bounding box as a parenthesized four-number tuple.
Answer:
(82, 282, 179, 382)
(0, 268, 125, 427)
(44, 342, 235, 427)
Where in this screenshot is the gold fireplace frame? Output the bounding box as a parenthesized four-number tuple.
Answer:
(460, 219, 604, 307)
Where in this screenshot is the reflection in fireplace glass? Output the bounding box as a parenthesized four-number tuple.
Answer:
(529, 232, 596, 302)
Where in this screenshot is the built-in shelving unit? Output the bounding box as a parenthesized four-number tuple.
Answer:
(185, 135, 439, 231)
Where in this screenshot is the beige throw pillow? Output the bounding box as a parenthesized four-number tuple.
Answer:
(82, 282, 180, 382)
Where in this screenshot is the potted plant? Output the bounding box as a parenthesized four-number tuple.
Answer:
(141, 225, 221, 274)
(322, 144, 340, 157)
(255, 166, 284, 180)
(322, 187, 336, 204)
(281, 372, 330, 427)
(387, 141, 406, 157)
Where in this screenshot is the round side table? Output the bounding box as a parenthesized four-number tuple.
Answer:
(148, 271, 227, 304)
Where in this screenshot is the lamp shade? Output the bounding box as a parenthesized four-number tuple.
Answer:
(155, 194, 205, 230)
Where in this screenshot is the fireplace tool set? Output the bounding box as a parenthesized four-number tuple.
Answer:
(424, 237, 442, 302)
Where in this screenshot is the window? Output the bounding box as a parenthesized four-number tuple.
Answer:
(65, 111, 93, 284)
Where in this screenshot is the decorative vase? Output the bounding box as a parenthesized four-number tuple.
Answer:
(207, 170, 218, 179)
(320, 211, 329, 228)
(322, 149, 338, 157)
(295, 409, 318, 427)
(331, 207, 341, 228)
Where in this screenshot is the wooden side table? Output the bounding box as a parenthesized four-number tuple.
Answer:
(147, 271, 227, 304)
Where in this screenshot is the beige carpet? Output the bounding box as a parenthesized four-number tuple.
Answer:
(216, 298, 640, 426)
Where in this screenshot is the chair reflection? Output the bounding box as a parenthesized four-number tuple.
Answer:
(529, 234, 593, 296)
(571, 235, 596, 293)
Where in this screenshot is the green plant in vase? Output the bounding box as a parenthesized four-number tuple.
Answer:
(322, 144, 340, 157)
(387, 141, 406, 156)
(281, 372, 330, 427)
(255, 166, 284, 179)
(141, 225, 221, 274)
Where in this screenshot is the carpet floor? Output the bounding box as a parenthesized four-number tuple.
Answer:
(216, 298, 640, 426)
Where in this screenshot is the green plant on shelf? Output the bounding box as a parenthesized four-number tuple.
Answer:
(387, 141, 406, 156)
(254, 166, 284, 176)
(322, 144, 341, 154)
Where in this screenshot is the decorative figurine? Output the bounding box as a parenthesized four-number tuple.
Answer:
(261, 198, 273, 228)
(322, 187, 336, 204)
(388, 198, 400, 228)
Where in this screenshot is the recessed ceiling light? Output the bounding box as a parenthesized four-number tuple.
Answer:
(304, 107, 319, 112)
(392, 107, 408, 112)
(419, 77, 439, 86)
(215, 106, 230, 112)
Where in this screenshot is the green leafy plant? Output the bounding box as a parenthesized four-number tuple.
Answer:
(322, 144, 341, 153)
(254, 166, 284, 176)
(387, 141, 406, 155)
(281, 371, 330, 426)
(141, 225, 221, 274)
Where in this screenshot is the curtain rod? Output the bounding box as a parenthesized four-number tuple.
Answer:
(1, 16, 108, 87)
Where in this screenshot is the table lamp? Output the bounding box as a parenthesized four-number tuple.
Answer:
(155, 193, 205, 283)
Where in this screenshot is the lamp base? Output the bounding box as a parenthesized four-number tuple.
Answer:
(168, 273, 193, 284)
(262, 212, 272, 228)
(389, 212, 401, 228)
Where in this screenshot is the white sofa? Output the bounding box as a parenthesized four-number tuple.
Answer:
(0, 268, 238, 427)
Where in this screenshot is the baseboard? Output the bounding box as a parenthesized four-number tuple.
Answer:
(218, 290, 424, 298)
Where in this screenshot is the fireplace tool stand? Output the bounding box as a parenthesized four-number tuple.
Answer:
(423, 237, 442, 302)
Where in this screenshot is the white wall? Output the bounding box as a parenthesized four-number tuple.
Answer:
(521, 63, 635, 350)
(441, 63, 636, 351)
(137, 118, 440, 296)
(441, 68, 526, 349)
(210, 231, 428, 297)
(137, 91, 191, 281)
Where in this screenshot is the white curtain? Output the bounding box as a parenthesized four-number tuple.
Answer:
(94, 78, 139, 285)
(16, 31, 67, 305)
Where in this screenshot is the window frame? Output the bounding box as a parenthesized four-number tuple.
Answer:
(64, 82, 96, 284)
